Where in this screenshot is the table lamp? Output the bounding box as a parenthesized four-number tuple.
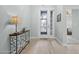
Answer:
(9, 16, 21, 32)
(9, 16, 21, 53)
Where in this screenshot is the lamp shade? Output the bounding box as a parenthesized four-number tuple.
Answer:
(9, 16, 21, 24)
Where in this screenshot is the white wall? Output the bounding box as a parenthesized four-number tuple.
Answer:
(3, 5, 31, 31)
(31, 5, 56, 38)
(55, 5, 67, 45)
(72, 9, 79, 42)
(0, 5, 31, 53)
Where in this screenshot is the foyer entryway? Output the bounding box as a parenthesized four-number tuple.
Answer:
(40, 10, 54, 38)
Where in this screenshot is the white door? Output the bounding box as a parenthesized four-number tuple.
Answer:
(40, 10, 53, 38)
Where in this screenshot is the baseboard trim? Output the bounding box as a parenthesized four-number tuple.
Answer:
(55, 37, 67, 46)
(31, 36, 56, 40)
(31, 36, 40, 40)
(31, 36, 68, 46)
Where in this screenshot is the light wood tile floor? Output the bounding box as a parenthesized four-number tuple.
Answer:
(21, 38, 79, 54)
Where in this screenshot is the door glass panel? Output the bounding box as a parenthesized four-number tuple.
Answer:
(40, 11, 47, 35)
(50, 11, 53, 35)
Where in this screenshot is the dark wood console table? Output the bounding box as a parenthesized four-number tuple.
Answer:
(9, 30, 30, 54)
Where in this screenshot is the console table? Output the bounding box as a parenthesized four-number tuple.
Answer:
(9, 30, 30, 54)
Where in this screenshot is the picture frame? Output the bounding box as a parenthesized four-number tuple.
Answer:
(57, 13, 61, 22)
(67, 28, 72, 35)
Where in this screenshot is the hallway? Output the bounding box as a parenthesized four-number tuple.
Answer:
(21, 38, 79, 54)
(0, 5, 79, 54)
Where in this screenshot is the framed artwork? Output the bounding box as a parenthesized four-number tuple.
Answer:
(67, 28, 72, 35)
(57, 13, 61, 22)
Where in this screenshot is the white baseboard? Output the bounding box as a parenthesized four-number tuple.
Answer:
(31, 36, 56, 40)
(55, 37, 67, 46)
(31, 36, 68, 47)
(31, 36, 40, 40)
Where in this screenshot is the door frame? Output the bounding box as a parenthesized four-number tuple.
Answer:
(39, 9, 54, 38)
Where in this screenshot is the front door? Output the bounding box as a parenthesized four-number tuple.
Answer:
(40, 10, 53, 38)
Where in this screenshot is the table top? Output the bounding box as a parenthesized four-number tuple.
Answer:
(9, 30, 30, 36)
